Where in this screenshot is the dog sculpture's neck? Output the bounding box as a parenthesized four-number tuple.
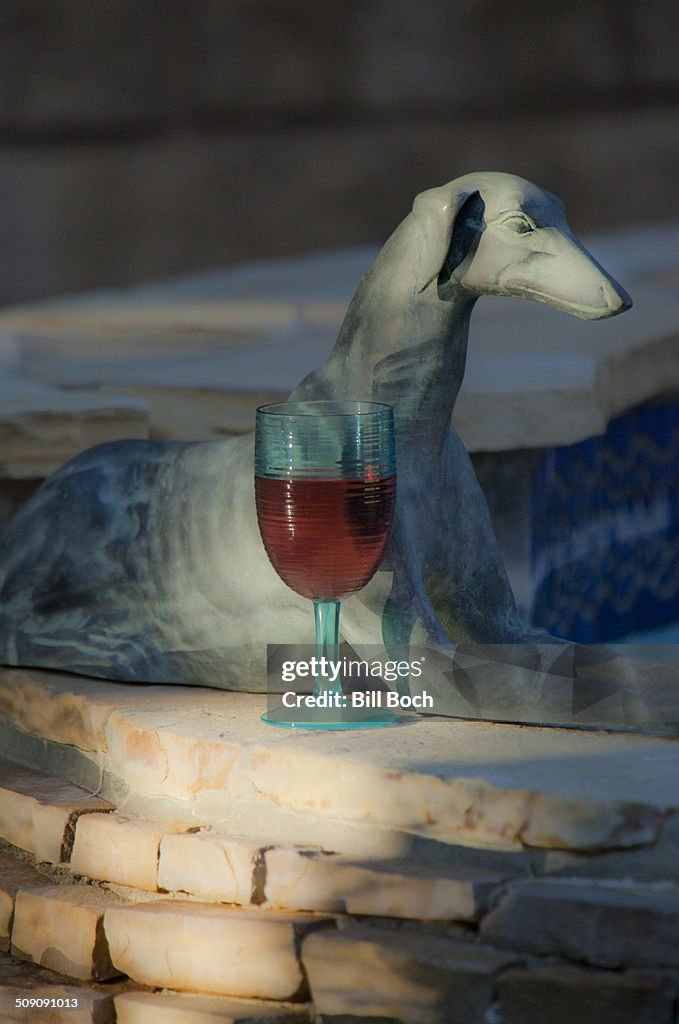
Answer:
(322, 219, 476, 451)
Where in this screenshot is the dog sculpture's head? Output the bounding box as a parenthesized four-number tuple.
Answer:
(412, 171, 632, 320)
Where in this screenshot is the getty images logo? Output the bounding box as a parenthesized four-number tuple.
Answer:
(267, 645, 434, 711)
(280, 654, 423, 684)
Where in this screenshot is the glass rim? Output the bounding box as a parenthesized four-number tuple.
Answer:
(256, 400, 393, 418)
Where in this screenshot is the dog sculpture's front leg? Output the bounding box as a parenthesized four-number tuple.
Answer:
(423, 428, 537, 645)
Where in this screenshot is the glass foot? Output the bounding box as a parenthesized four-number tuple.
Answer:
(261, 703, 399, 730)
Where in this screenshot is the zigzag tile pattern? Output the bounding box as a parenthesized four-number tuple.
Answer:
(532, 399, 679, 642)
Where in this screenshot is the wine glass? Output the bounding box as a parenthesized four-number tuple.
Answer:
(255, 400, 397, 729)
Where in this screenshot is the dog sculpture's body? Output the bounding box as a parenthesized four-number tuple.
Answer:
(0, 173, 631, 689)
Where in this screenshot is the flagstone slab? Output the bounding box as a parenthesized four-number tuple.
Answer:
(104, 900, 331, 1000)
(263, 848, 503, 921)
(0, 757, 112, 863)
(70, 813, 188, 892)
(114, 989, 313, 1023)
(301, 925, 518, 1024)
(11, 883, 122, 981)
(481, 878, 679, 968)
(92, 698, 679, 854)
(540, 812, 679, 885)
(156, 831, 505, 919)
(2, 667, 679, 858)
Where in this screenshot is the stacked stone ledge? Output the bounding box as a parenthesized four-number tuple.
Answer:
(3, 667, 679, 1021)
(1, 760, 679, 1021)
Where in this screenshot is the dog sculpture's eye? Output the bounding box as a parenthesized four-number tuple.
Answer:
(501, 214, 535, 235)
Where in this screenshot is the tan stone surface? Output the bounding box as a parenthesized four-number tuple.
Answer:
(0, 375, 148, 478)
(481, 878, 679, 969)
(115, 989, 312, 1022)
(158, 831, 262, 903)
(3, 668, 679, 856)
(0, 758, 112, 863)
(105, 710, 241, 800)
(104, 900, 328, 999)
(263, 848, 502, 921)
(70, 814, 187, 891)
(0, 850, 46, 952)
(302, 926, 517, 1023)
(497, 964, 677, 1024)
(11, 884, 122, 981)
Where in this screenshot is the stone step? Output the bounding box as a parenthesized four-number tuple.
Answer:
(261, 846, 502, 921)
(3, 763, 679, 1017)
(0, 758, 112, 864)
(0, 841, 321, 1008)
(2, 666, 678, 860)
(158, 829, 505, 921)
(5, 848, 679, 1024)
(300, 924, 518, 1024)
(0, 761, 509, 923)
(114, 990, 313, 1023)
(104, 901, 333, 1001)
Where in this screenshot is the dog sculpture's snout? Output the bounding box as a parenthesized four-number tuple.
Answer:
(601, 276, 633, 317)
(556, 240, 634, 320)
(452, 207, 634, 322)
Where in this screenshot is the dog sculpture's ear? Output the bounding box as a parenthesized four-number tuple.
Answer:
(412, 186, 480, 293)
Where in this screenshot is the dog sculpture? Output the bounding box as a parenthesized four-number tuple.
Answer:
(0, 172, 632, 690)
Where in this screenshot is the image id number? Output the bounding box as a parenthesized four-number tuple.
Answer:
(14, 997, 79, 1009)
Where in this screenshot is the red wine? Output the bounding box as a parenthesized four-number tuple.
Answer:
(255, 475, 396, 600)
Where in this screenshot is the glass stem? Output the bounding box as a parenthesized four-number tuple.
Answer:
(313, 600, 341, 698)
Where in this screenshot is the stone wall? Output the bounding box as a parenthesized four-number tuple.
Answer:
(1, 0, 677, 305)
